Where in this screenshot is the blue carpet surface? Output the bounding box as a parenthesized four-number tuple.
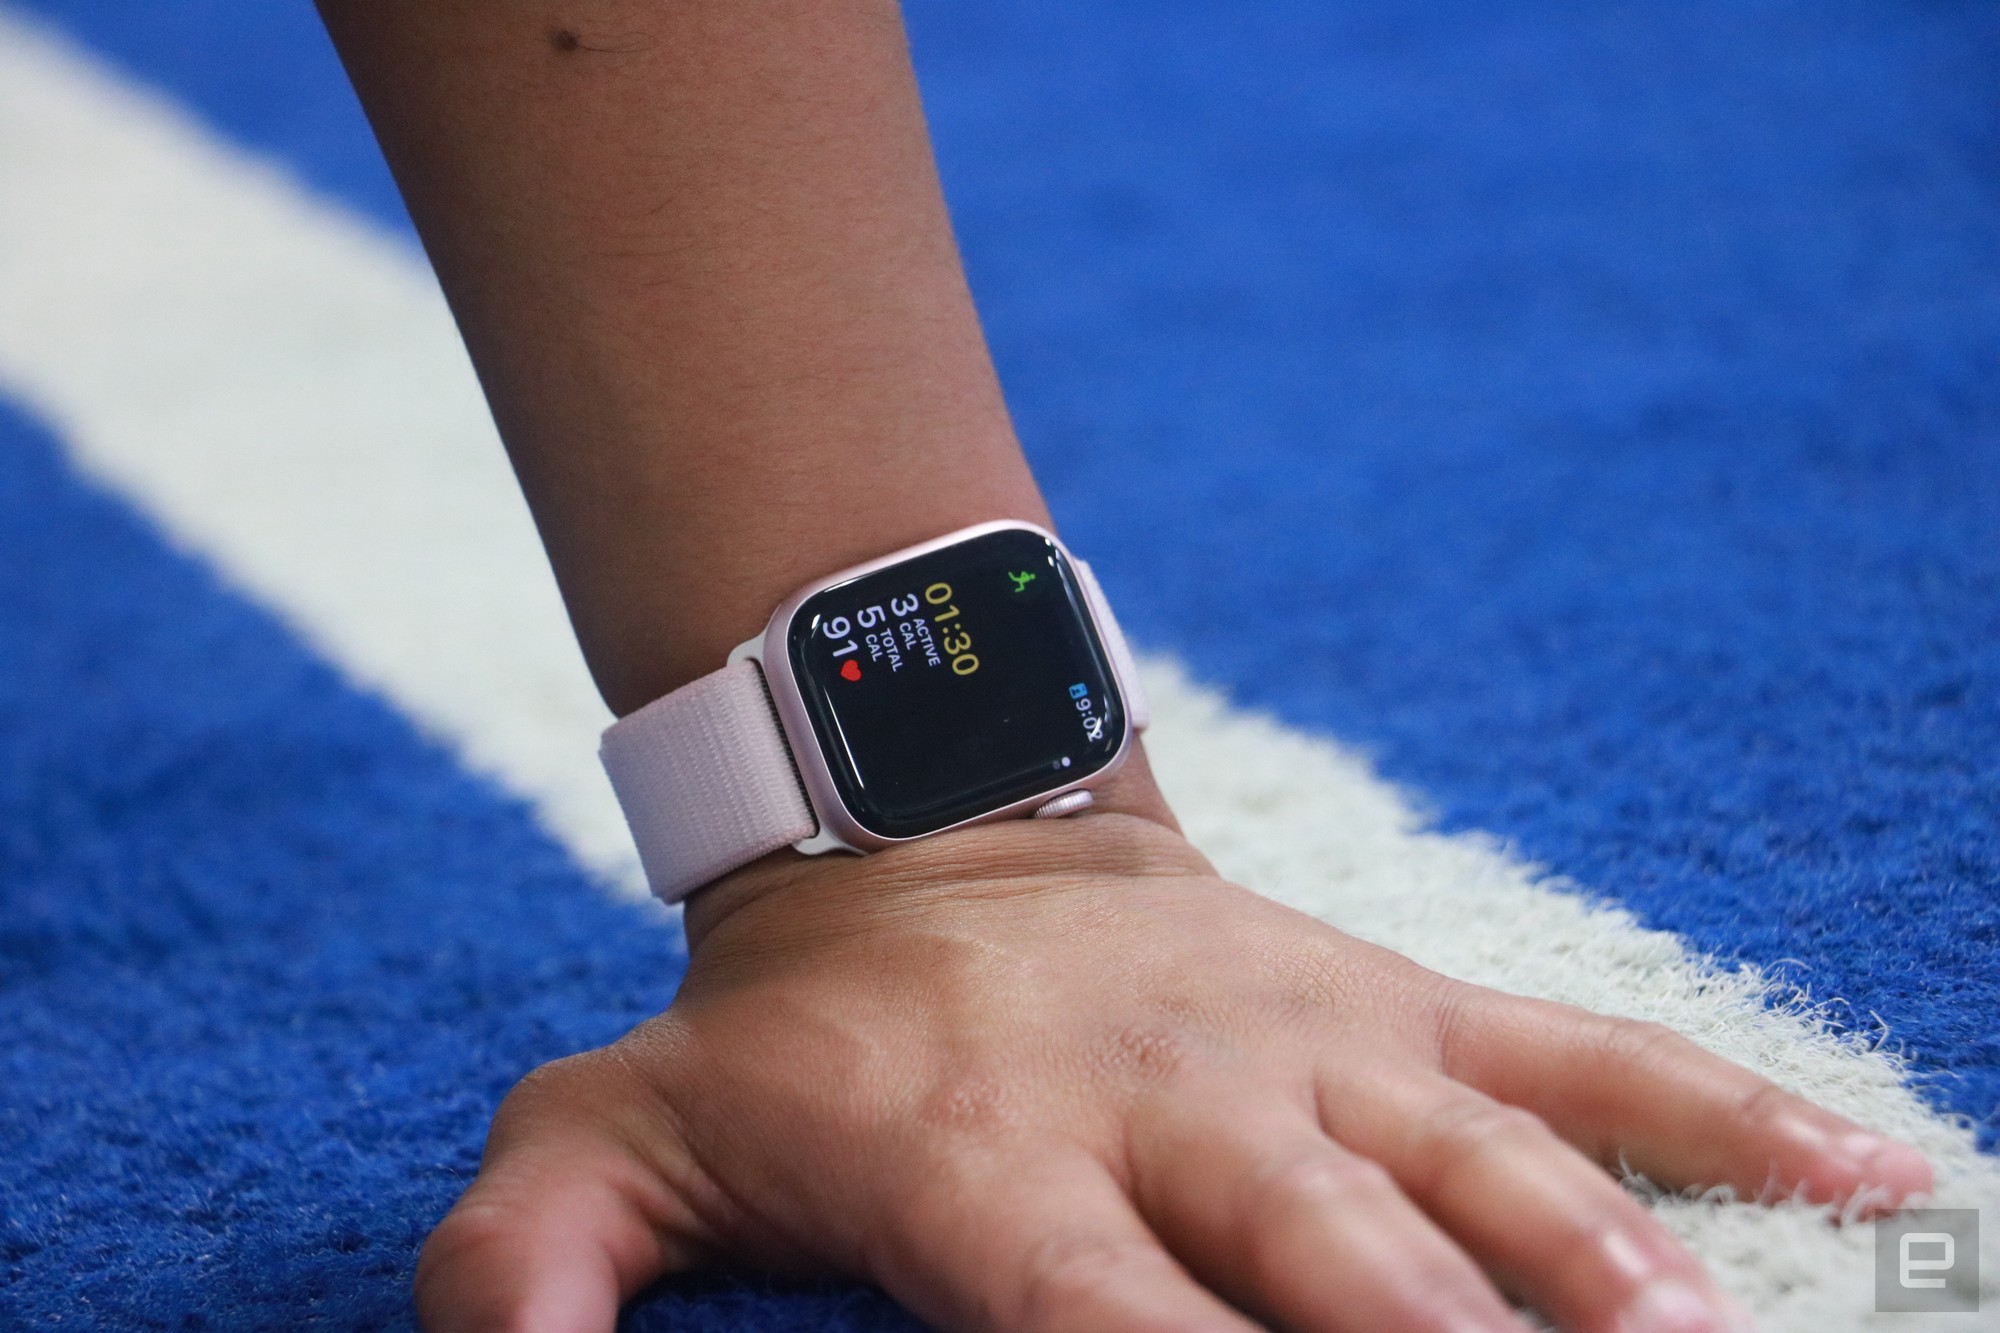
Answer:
(0, 403, 917, 1329)
(5, 0, 1998, 1327)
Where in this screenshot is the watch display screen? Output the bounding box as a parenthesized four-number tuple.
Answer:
(787, 528, 1127, 839)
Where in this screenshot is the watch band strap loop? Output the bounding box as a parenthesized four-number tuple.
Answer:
(600, 660, 816, 904)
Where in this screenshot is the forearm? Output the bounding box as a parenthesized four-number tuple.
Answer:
(321, 15, 1938, 1329)
(316, 0, 1047, 716)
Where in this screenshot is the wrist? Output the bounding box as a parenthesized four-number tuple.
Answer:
(591, 481, 1050, 718)
(680, 742, 1181, 953)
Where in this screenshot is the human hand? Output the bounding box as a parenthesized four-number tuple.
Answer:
(414, 768, 1930, 1333)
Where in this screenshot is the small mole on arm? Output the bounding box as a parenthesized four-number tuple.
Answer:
(551, 27, 581, 53)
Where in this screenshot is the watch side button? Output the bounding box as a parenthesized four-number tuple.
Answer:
(1032, 790, 1095, 820)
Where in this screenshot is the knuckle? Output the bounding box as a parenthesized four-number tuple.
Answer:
(1731, 1077, 1804, 1137)
(1093, 1021, 1198, 1086)
(1250, 1149, 1395, 1218)
(499, 1050, 598, 1106)
(1544, 1207, 1676, 1302)
(1236, 1149, 1397, 1278)
(1415, 1100, 1552, 1192)
(487, 1056, 590, 1135)
(1426, 980, 1492, 1068)
(413, 1199, 509, 1303)
(913, 1070, 1016, 1138)
(1592, 1017, 1689, 1074)
(485, 1047, 656, 1156)
(1015, 1233, 1159, 1330)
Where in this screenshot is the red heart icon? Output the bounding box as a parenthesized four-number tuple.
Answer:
(839, 659, 863, 682)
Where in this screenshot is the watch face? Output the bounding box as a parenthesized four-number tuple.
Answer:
(787, 528, 1127, 840)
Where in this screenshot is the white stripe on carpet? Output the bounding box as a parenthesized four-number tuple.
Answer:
(0, 10, 1989, 1326)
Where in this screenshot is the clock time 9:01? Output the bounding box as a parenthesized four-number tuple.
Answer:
(823, 582, 979, 676)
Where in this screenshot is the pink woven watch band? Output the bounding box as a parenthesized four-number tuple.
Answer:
(599, 660, 816, 904)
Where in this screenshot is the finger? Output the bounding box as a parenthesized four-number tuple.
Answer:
(876, 1148, 1259, 1333)
(416, 1054, 707, 1333)
(1438, 993, 1933, 1211)
(1126, 1079, 1527, 1333)
(1325, 1066, 1746, 1333)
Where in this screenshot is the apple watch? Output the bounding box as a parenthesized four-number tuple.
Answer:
(600, 521, 1150, 903)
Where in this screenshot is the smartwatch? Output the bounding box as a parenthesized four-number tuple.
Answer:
(600, 521, 1151, 903)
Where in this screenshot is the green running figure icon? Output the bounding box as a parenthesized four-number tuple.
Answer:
(1008, 570, 1037, 593)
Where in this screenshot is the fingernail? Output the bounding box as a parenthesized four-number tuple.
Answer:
(1613, 1277, 1744, 1333)
(1773, 1111, 1834, 1155)
(1835, 1132, 1934, 1209)
(1778, 1117, 1931, 1206)
(1836, 1130, 1894, 1165)
(1837, 1131, 1924, 1176)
